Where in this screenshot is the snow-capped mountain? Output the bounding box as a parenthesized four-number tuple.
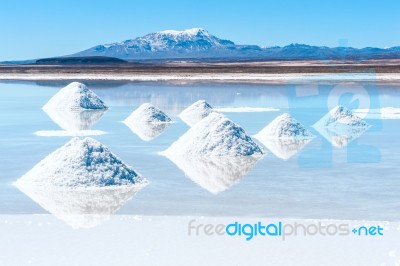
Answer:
(70, 28, 400, 60)
(73, 28, 262, 59)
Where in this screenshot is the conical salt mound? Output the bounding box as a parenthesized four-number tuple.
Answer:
(123, 103, 172, 141)
(254, 113, 314, 140)
(42, 82, 108, 111)
(254, 114, 313, 160)
(313, 106, 370, 148)
(314, 106, 370, 129)
(124, 103, 171, 124)
(15, 137, 147, 188)
(179, 100, 218, 126)
(161, 112, 263, 157)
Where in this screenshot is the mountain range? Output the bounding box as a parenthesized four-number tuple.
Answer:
(70, 28, 400, 61)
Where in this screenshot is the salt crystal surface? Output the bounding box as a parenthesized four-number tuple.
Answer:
(253, 113, 314, 160)
(123, 103, 171, 141)
(42, 82, 108, 111)
(313, 106, 370, 148)
(254, 113, 314, 140)
(161, 112, 262, 192)
(15, 137, 147, 228)
(179, 100, 218, 127)
(161, 112, 263, 157)
(15, 137, 147, 188)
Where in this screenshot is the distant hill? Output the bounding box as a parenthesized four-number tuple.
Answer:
(35, 56, 127, 65)
(70, 28, 400, 61)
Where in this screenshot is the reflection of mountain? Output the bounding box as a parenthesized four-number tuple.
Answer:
(44, 108, 107, 131)
(164, 154, 260, 194)
(92, 83, 289, 115)
(258, 138, 312, 160)
(124, 120, 171, 141)
(16, 185, 142, 229)
(29, 81, 400, 117)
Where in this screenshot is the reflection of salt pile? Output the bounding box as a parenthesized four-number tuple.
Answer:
(43, 82, 108, 111)
(164, 155, 260, 194)
(313, 106, 370, 148)
(179, 100, 218, 126)
(16, 186, 142, 229)
(39, 82, 108, 136)
(123, 103, 172, 141)
(254, 113, 314, 160)
(257, 138, 312, 160)
(160, 112, 262, 193)
(44, 109, 106, 131)
(15, 137, 147, 228)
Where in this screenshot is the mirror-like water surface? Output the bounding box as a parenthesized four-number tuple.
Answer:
(0, 80, 399, 221)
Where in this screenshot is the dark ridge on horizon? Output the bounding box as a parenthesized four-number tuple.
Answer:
(35, 56, 128, 65)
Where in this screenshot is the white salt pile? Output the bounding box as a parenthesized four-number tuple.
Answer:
(161, 112, 262, 193)
(165, 155, 260, 194)
(313, 105, 370, 148)
(15, 137, 147, 188)
(123, 103, 172, 141)
(315, 106, 370, 129)
(42, 82, 108, 111)
(254, 113, 314, 140)
(124, 103, 171, 124)
(253, 113, 314, 160)
(15, 137, 147, 228)
(161, 112, 263, 157)
(179, 100, 218, 126)
(39, 82, 108, 136)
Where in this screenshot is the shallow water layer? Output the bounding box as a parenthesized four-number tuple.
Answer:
(0, 80, 399, 221)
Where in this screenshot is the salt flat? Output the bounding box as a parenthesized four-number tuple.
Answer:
(1, 72, 400, 83)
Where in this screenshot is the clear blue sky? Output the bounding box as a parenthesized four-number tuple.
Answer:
(1, 0, 399, 61)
